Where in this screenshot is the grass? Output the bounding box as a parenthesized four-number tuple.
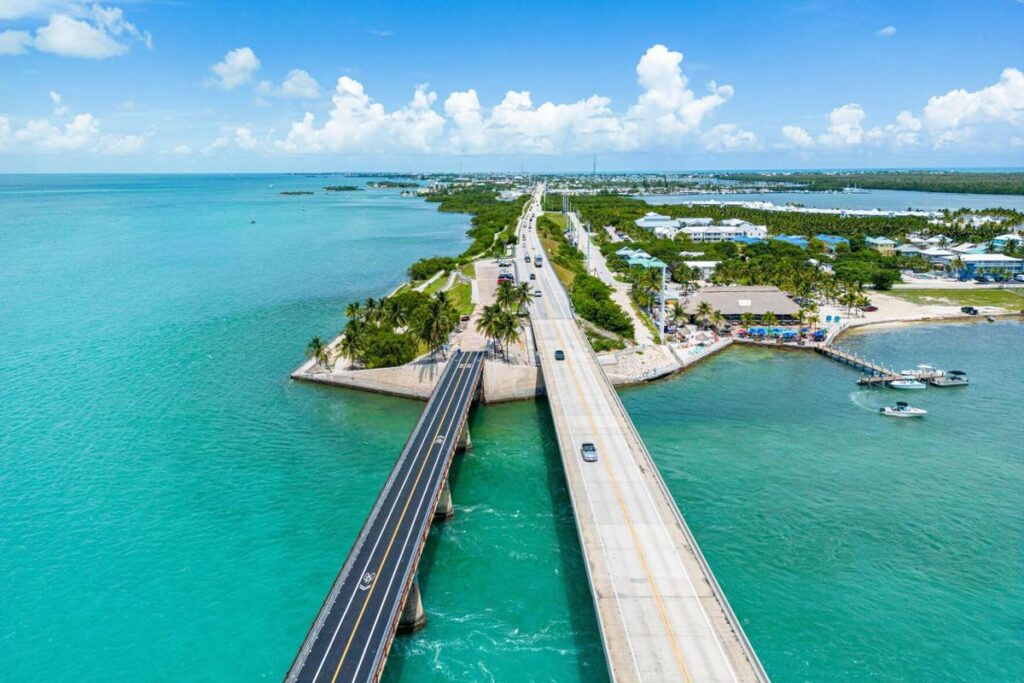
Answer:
(461, 261, 476, 278)
(422, 273, 448, 296)
(539, 235, 576, 288)
(886, 288, 1024, 308)
(449, 280, 474, 316)
(542, 212, 567, 229)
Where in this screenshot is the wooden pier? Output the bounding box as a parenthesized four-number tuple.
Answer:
(814, 345, 945, 386)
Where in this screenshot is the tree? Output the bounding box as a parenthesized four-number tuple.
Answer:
(709, 309, 725, 332)
(381, 297, 408, 330)
(476, 304, 504, 358)
(761, 311, 778, 334)
(345, 301, 362, 320)
(495, 280, 517, 311)
(306, 336, 332, 370)
(670, 301, 687, 325)
(496, 310, 520, 361)
(740, 312, 756, 329)
(339, 319, 367, 366)
(696, 301, 714, 329)
(514, 282, 533, 315)
(415, 293, 457, 359)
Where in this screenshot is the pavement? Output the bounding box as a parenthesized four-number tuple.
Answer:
(520, 187, 767, 683)
(286, 351, 485, 683)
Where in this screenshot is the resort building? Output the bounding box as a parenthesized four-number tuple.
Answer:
(951, 242, 989, 255)
(940, 253, 1024, 279)
(682, 260, 720, 280)
(635, 212, 768, 243)
(814, 234, 850, 253)
(635, 212, 679, 230)
(992, 233, 1024, 251)
(680, 285, 800, 323)
(865, 236, 897, 255)
(895, 244, 923, 256)
(616, 247, 667, 269)
(920, 246, 956, 263)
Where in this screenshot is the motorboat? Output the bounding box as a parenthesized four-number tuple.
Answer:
(890, 378, 927, 389)
(929, 370, 969, 387)
(880, 401, 927, 418)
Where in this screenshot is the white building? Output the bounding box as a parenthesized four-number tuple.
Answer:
(683, 260, 721, 280)
(635, 212, 767, 243)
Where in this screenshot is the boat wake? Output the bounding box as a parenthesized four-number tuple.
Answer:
(849, 390, 882, 413)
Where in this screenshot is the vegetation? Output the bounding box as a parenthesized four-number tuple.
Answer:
(407, 256, 458, 281)
(305, 336, 332, 370)
(475, 280, 529, 359)
(424, 186, 529, 259)
(716, 171, 1024, 196)
(367, 180, 420, 189)
(334, 289, 461, 368)
(885, 288, 1024, 308)
(324, 185, 361, 192)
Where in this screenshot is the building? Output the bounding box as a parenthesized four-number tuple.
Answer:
(635, 212, 678, 230)
(950, 242, 989, 255)
(940, 253, 1024, 279)
(895, 244, 923, 256)
(814, 234, 850, 254)
(920, 246, 955, 263)
(992, 233, 1024, 251)
(616, 247, 666, 269)
(635, 213, 767, 243)
(680, 286, 800, 323)
(865, 236, 897, 255)
(683, 260, 720, 280)
(772, 234, 809, 249)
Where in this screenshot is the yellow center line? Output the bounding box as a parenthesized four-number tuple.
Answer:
(547, 320, 694, 683)
(329, 357, 473, 682)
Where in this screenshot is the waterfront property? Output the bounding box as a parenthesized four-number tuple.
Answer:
(681, 285, 800, 323)
(992, 233, 1023, 251)
(635, 211, 768, 242)
(940, 252, 1024, 279)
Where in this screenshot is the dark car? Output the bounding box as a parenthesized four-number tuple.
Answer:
(554, 349, 565, 361)
(862, 305, 878, 312)
(529, 273, 536, 280)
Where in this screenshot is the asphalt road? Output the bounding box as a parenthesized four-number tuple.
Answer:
(287, 350, 484, 683)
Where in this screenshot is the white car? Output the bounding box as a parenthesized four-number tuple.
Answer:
(580, 442, 598, 462)
(533, 289, 542, 297)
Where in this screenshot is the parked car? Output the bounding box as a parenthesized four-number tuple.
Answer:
(580, 442, 598, 462)
(961, 306, 979, 315)
(862, 305, 878, 312)
(554, 349, 565, 361)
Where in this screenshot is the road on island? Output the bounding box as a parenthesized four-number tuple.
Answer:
(286, 350, 484, 683)
(516, 186, 768, 683)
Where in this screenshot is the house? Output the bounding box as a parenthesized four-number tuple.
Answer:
(733, 235, 765, 245)
(866, 236, 897, 255)
(940, 253, 1024, 279)
(813, 234, 850, 254)
(680, 286, 800, 323)
(683, 260, 720, 280)
(992, 233, 1024, 251)
(951, 242, 989, 255)
(772, 234, 810, 249)
(895, 244, 923, 256)
(635, 213, 767, 243)
(920, 246, 955, 263)
(635, 212, 678, 230)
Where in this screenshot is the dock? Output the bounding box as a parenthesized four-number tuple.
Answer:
(815, 345, 945, 385)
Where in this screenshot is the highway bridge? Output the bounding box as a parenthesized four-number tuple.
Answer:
(286, 350, 484, 683)
(520, 186, 769, 682)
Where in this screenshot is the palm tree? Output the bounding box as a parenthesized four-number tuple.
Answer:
(805, 312, 820, 333)
(496, 310, 520, 361)
(363, 297, 382, 324)
(476, 304, 504, 358)
(761, 311, 779, 335)
(306, 336, 332, 370)
(417, 294, 457, 359)
(709, 309, 725, 332)
(495, 280, 517, 311)
(381, 298, 407, 330)
(670, 301, 686, 326)
(695, 301, 714, 329)
(514, 282, 533, 315)
(740, 312, 756, 330)
(345, 301, 362, 320)
(339, 318, 366, 366)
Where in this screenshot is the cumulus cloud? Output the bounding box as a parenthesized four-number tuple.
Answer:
(818, 103, 866, 145)
(702, 123, 758, 151)
(172, 144, 192, 155)
(782, 125, 813, 147)
(49, 90, 67, 114)
(257, 68, 321, 99)
(5, 92, 146, 154)
(923, 67, 1024, 132)
(234, 127, 257, 150)
(1, 3, 151, 58)
(876, 25, 897, 37)
(210, 47, 260, 90)
(277, 44, 733, 155)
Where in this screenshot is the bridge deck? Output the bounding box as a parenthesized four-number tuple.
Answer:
(286, 350, 484, 683)
(521, 190, 768, 682)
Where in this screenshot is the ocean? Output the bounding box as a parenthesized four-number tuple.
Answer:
(1, 175, 1020, 681)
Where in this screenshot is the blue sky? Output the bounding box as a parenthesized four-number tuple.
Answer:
(1, 0, 1022, 171)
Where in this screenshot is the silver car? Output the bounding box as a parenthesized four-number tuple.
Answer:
(580, 442, 598, 462)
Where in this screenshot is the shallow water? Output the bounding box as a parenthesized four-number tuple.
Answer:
(2, 176, 1021, 681)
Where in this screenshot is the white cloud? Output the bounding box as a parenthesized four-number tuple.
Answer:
(923, 67, 1024, 132)
(49, 89, 67, 114)
(782, 125, 813, 147)
(234, 126, 257, 150)
(210, 47, 260, 90)
(876, 25, 897, 37)
(818, 103, 866, 145)
(34, 13, 127, 57)
(172, 144, 192, 155)
(5, 92, 146, 154)
(884, 110, 922, 145)
(702, 123, 758, 151)
(277, 44, 733, 155)
(0, 28, 32, 53)
(98, 132, 146, 155)
(257, 68, 321, 99)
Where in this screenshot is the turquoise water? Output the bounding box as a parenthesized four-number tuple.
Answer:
(2, 175, 1022, 681)
(643, 188, 1024, 212)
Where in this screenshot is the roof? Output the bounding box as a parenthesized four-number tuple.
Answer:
(733, 235, 764, 244)
(683, 260, 720, 269)
(866, 236, 897, 246)
(953, 253, 1023, 263)
(814, 234, 850, 245)
(681, 286, 800, 317)
(772, 234, 809, 248)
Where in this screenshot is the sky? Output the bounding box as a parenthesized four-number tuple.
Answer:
(1, 0, 1022, 172)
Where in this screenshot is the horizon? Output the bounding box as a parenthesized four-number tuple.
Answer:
(1, 1, 1023, 172)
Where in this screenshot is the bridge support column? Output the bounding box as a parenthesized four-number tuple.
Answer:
(434, 477, 454, 521)
(456, 425, 472, 453)
(398, 576, 427, 633)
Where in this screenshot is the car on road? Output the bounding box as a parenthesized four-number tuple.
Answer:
(862, 305, 878, 312)
(498, 259, 510, 267)
(580, 442, 598, 462)
(524, 254, 531, 263)
(529, 273, 536, 280)
(533, 288, 542, 297)
(554, 349, 565, 361)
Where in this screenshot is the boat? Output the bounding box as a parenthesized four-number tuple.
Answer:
(986, 315, 995, 322)
(880, 401, 927, 418)
(929, 370, 969, 387)
(890, 378, 927, 389)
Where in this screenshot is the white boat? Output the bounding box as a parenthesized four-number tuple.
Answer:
(890, 379, 927, 389)
(880, 401, 927, 418)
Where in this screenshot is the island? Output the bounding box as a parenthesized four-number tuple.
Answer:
(323, 185, 362, 192)
(279, 191, 314, 195)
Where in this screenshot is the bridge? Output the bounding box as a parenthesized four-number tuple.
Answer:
(521, 186, 769, 682)
(286, 350, 484, 683)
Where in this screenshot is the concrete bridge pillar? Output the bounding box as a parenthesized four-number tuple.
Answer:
(434, 477, 454, 521)
(397, 576, 427, 633)
(456, 425, 472, 453)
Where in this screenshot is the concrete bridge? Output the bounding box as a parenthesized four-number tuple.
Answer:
(522, 186, 769, 682)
